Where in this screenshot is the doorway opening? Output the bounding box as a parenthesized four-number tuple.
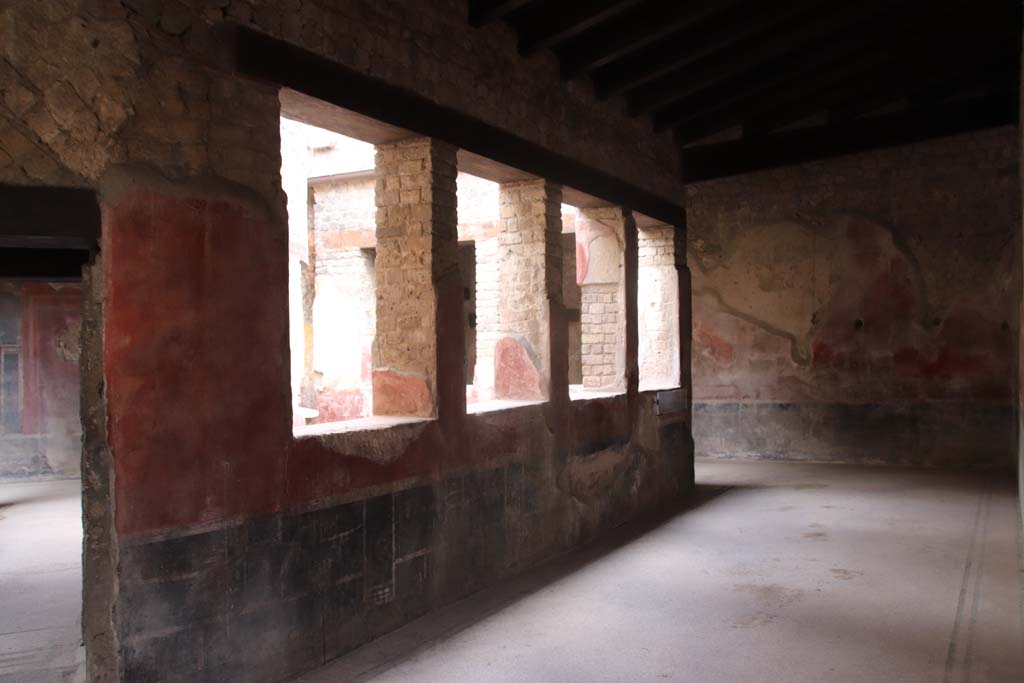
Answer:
(0, 185, 97, 683)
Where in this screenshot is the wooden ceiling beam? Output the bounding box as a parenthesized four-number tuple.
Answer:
(624, 1, 889, 115)
(517, 0, 648, 56)
(596, 0, 826, 100)
(657, 2, 984, 138)
(0, 184, 100, 251)
(557, 0, 744, 80)
(753, 39, 1016, 136)
(468, 0, 544, 27)
(680, 93, 1017, 183)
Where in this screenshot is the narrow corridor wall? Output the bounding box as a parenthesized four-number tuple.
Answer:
(687, 128, 1020, 467)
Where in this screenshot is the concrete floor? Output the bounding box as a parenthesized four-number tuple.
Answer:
(296, 459, 1024, 683)
(0, 479, 84, 683)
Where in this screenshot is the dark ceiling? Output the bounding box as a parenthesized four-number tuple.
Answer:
(469, 0, 1021, 181)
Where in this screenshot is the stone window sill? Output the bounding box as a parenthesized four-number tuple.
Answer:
(293, 415, 433, 439)
(638, 382, 682, 393)
(467, 398, 547, 414)
(569, 386, 625, 401)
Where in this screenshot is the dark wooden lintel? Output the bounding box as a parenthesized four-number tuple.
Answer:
(0, 185, 101, 251)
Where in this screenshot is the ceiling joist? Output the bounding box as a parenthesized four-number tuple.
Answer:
(466, 0, 1020, 180)
(680, 93, 1018, 182)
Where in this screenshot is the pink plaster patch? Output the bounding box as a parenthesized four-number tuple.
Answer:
(372, 370, 433, 417)
(576, 239, 588, 284)
(315, 387, 368, 422)
(494, 336, 545, 400)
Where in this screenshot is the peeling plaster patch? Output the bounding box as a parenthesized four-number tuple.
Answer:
(494, 335, 545, 400)
(690, 214, 951, 372)
(873, 217, 931, 327)
(308, 419, 429, 465)
(696, 287, 810, 366)
(557, 445, 634, 504)
(582, 234, 621, 285)
(371, 369, 433, 418)
(54, 319, 82, 362)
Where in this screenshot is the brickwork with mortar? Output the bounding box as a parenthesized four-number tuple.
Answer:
(495, 180, 562, 400)
(372, 137, 458, 417)
(576, 207, 630, 392)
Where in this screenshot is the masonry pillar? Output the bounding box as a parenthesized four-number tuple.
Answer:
(637, 224, 683, 391)
(495, 180, 563, 400)
(372, 138, 462, 418)
(576, 207, 634, 393)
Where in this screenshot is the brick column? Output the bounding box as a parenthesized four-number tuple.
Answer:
(577, 206, 632, 392)
(494, 180, 563, 400)
(372, 138, 460, 418)
(637, 224, 682, 391)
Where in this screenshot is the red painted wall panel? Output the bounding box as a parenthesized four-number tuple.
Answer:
(104, 192, 292, 535)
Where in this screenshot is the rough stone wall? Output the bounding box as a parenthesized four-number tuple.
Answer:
(2, 2, 681, 197)
(638, 226, 681, 391)
(687, 127, 1020, 467)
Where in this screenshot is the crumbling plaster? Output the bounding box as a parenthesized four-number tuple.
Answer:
(688, 128, 1019, 466)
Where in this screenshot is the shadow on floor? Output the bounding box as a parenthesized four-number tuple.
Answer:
(297, 460, 1023, 682)
(295, 481, 749, 681)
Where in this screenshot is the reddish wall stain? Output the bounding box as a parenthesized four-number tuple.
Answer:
(693, 130, 1020, 465)
(575, 239, 588, 284)
(694, 319, 735, 365)
(315, 388, 366, 422)
(494, 336, 545, 400)
(372, 369, 432, 417)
